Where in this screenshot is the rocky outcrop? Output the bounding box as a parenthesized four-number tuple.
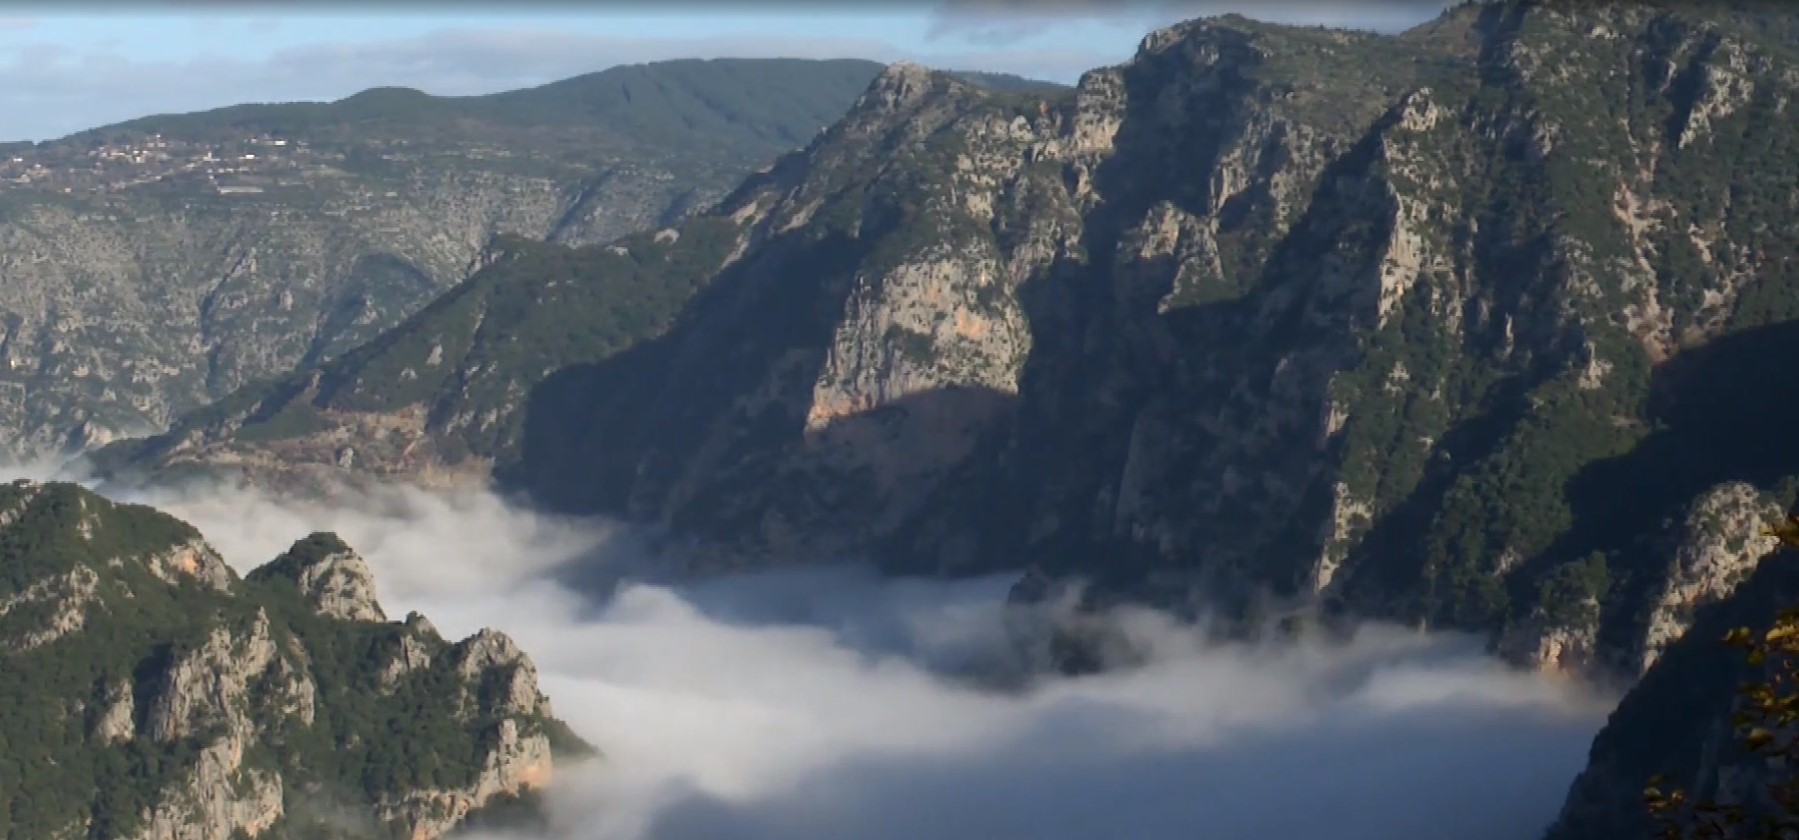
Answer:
(249, 532, 387, 622)
(89, 680, 136, 745)
(379, 612, 443, 688)
(377, 718, 555, 840)
(124, 735, 285, 840)
(1497, 607, 1603, 679)
(451, 629, 551, 716)
(375, 628, 560, 840)
(1496, 482, 1782, 677)
(1635, 482, 1781, 674)
(143, 538, 235, 592)
(1544, 553, 1799, 840)
(0, 565, 101, 652)
(0, 481, 589, 840)
(144, 610, 294, 742)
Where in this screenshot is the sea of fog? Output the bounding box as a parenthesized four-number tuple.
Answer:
(13, 464, 1612, 840)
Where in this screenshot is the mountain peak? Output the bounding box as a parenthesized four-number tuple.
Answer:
(249, 531, 387, 622)
(877, 60, 933, 80)
(855, 60, 963, 114)
(452, 627, 550, 717)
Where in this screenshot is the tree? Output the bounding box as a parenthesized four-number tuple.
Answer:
(1644, 607, 1799, 839)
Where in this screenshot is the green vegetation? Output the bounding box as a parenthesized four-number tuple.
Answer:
(885, 325, 938, 365)
(96, 59, 1065, 493)
(326, 216, 741, 459)
(0, 482, 200, 595)
(1537, 552, 1612, 628)
(946, 71, 1071, 97)
(235, 401, 335, 444)
(0, 484, 225, 840)
(1302, 0, 1799, 648)
(105, 213, 744, 478)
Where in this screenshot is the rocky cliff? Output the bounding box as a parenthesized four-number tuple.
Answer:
(0, 58, 883, 460)
(103, 0, 1799, 682)
(1543, 545, 1799, 840)
(0, 480, 588, 840)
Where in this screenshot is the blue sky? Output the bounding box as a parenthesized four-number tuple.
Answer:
(0, 1, 1453, 141)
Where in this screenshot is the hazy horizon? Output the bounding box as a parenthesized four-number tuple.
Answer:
(1, 1, 1455, 141)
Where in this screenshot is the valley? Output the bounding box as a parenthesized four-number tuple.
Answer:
(11, 0, 1799, 838)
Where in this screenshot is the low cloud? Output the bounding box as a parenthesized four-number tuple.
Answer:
(12, 466, 1616, 840)
(926, 0, 1455, 44)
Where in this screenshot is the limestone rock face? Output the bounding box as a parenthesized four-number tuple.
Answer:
(1496, 607, 1603, 678)
(1635, 482, 1782, 674)
(123, 735, 286, 840)
(379, 612, 443, 688)
(0, 481, 589, 840)
(377, 719, 556, 840)
(0, 565, 101, 652)
(89, 680, 136, 745)
(144, 610, 292, 743)
(144, 538, 235, 592)
(451, 628, 554, 718)
(249, 532, 388, 623)
(1544, 556, 1799, 840)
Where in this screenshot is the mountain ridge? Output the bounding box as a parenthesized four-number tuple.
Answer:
(63, 58, 888, 154)
(44, 60, 1068, 153)
(0, 57, 885, 460)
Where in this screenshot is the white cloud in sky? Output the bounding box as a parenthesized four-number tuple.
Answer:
(926, 0, 1456, 44)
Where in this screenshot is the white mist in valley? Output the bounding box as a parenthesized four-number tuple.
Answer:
(26, 466, 1611, 840)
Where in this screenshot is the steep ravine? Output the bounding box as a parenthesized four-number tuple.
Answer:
(104, 1, 1799, 692)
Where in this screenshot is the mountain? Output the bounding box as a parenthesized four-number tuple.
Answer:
(82, 63, 1072, 494)
(98, 0, 1799, 681)
(0, 57, 883, 459)
(0, 479, 588, 840)
(1542, 546, 1799, 840)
